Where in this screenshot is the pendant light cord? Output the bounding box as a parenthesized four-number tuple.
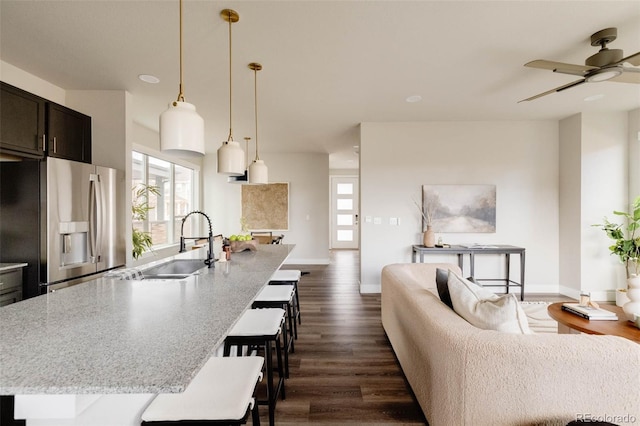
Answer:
(177, 0, 185, 103)
(227, 12, 234, 142)
(254, 67, 259, 161)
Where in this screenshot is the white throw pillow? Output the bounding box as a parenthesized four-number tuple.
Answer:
(447, 270, 532, 334)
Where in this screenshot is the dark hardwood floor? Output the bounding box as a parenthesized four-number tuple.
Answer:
(258, 250, 572, 425)
(261, 249, 427, 425)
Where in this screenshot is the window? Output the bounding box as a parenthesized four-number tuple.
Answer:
(132, 150, 197, 248)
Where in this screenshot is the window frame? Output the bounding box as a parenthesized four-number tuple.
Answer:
(132, 144, 201, 250)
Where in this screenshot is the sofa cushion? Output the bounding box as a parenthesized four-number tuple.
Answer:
(447, 270, 532, 334)
(435, 268, 454, 309)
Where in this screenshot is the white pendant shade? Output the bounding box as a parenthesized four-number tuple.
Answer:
(248, 159, 268, 184)
(217, 140, 245, 175)
(159, 101, 205, 157)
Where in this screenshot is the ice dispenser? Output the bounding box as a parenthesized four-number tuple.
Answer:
(59, 222, 89, 267)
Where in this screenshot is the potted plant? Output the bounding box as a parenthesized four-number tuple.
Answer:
(132, 184, 160, 260)
(594, 196, 640, 319)
(594, 196, 640, 278)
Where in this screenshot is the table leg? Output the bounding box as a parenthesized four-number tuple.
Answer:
(469, 253, 475, 277)
(505, 253, 510, 295)
(412, 249, 416, 263)
(520, 251, 525, 301)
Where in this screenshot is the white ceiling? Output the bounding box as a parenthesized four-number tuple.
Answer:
(1, 1, 639, 169)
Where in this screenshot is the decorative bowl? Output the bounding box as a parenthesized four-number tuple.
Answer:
(229, 239, 258, 253)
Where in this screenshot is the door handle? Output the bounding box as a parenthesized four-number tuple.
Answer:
(355, 214, 359, 225)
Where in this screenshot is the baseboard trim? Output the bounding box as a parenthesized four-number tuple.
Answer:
(283, 258, 330, 265)
(559, 286, 615, 302)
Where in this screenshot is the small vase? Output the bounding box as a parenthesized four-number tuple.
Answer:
(623, 274, 640, 321)
(423, 226, 435, 248)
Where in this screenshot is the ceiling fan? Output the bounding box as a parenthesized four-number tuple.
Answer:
(520, 27, 640, 102)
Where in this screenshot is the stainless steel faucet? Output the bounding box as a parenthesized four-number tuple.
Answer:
(179, 211, 214, 268)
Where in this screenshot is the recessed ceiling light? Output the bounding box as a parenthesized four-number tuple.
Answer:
(406, 95, 422, 103)
(584, 94, 605, 102)
(138, 74, 160, 84)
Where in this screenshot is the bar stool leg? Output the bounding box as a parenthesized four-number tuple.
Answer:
(294, 282, 301, 325)
(264, 338, 275, 426)
(281, 313, 290, 378)
(275, 334, 286, 399)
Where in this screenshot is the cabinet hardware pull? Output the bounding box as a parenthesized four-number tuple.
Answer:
(53, 136, 57, 153)
(42, 134, 46, 151)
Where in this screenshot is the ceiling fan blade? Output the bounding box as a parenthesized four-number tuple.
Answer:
(524, 60, 595, 76)
(610, 71, 640, 84)
(518, 79, 586, 102)
(617, 51, 640, 66)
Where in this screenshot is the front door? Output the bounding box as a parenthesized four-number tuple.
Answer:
(330, 176, 359, 249)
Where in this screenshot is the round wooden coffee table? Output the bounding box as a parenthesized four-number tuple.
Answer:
(547, 302, 640, 343)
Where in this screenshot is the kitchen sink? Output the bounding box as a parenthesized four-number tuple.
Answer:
(142, 274, 191, 280)
(142, 259, 207, 277)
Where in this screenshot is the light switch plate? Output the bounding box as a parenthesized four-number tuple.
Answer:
(374, 217, 382, 225)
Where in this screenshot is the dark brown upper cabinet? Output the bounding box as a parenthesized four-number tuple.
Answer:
(0, 82, 46, 158)
(1, 82, 92, 164)
(46, 102, 91, 163)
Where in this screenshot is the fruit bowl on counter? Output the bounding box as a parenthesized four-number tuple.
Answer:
(228, 235, 259, 252)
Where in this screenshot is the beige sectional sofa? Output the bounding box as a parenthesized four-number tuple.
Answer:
(381, 263, 640, 426)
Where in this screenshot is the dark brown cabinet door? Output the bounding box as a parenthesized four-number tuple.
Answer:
(47, 102, 91, 163)
(0, 82, 45, 158)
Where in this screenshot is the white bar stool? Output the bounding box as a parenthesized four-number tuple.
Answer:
(140, 356, 264, 426)
(223, 308, 287, 426)
(269, 269, 302, 326)
(252, 285, 297, 352)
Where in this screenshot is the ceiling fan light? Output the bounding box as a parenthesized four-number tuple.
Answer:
(585, 68, 622, 83)
(217, 140, 245, 175)
(248, 159, 268, 184)
(159, 101, 205, 157)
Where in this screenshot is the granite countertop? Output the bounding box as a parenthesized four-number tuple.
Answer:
(0, 244, 294, 395)
(0, 263, 28, 273)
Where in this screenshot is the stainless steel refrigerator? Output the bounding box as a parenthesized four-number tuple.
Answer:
(43, 157, 125, 291)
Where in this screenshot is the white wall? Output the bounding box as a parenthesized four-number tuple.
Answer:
(0, 60, 65, 104)
(202, 152, 330, 264)
(581, 112, 629, 297)
(629, 109, 640, 201)
(559, 112, 630, 300)
(360, 121, 559, 294)
(559, 114, 582, 296)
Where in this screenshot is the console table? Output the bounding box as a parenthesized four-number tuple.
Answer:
(412, 244, 526, 300)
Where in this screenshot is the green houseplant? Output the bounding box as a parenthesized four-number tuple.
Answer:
(594, 195, 640, 279)
(132, 184, 160, 260)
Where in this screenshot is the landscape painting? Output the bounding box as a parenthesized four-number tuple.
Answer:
(423, 185, 496, 233)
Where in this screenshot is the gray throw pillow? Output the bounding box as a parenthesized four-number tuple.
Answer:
(435, 268, 454, 309)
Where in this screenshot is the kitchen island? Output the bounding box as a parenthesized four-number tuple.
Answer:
(0, 244, 294, 423)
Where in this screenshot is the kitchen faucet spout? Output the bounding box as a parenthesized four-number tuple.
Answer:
(179, 211, 215, 268)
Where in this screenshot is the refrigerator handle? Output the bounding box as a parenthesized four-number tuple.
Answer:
(89, 174, 99, 263)
(95, 174, 104, 262)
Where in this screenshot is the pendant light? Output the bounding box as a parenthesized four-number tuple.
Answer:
(217, 9, 245, 175)
(227, 137, 250, 183)
(159, 0, 205, 157)
(248, 62, 268, 184)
